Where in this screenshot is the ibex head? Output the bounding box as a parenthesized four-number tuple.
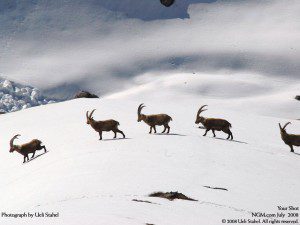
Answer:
(10, 134, 20, 153)
(86, 109, 96, 125)
(137, 103, 146, 122)
(279, 122, 291, 134)
(195, 105, 207, 124)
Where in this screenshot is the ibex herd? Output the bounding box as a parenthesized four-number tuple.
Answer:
(8, 103, 300, 163)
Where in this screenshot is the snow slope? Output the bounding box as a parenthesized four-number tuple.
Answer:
(0, 74, 299, 225)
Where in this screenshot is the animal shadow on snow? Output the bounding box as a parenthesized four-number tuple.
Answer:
(198, 126, 247, 144)
(24, 151, 48, 163)
(212, 137, 248, 144)
(154, 133, 186, 137)
(101, 137, 131, 141)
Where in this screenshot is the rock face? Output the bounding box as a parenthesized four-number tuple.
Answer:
(74, 91, 99, 99)
(0, 79, 56, 113)
(295, 95, 300, 101)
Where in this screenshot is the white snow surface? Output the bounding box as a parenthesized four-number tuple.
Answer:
(0, 78, 55, 113)
(0, 73, 299, 225)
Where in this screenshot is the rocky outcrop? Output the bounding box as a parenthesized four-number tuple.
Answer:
(0, 79, 56, 113)
(74, 91, 99, 99)
(149, 191, 197, 201)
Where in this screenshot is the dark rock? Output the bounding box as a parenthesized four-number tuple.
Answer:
(295, 95, 300, 101)
(74, 91, 99, 99)
(149, 191, 197, 201)
(160, 0, 175, 7)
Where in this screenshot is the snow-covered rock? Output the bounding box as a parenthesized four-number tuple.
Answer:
(0, 78, 56, 113)
(2, 80, 13, 91)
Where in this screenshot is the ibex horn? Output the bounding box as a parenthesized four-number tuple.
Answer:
(89, 109, 96, 118)
(138, 103, 145, 115)
(10, 134, 20, 147)
(197, 105, 208, 117)
(283, 122, 291, 130)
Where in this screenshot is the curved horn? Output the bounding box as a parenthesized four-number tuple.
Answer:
(283, 122, 291, 130)
(89, 109, 96, 118)
(86, 111, 89, 120)
(10, 134, 20, 147)
(138, 103, 145, 115)
(278, 123, 282, 129)
(197, 105, 208, 117)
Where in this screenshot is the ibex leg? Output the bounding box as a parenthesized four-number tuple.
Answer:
(290, 145, 294, 152)
(116, 129, 125, 138)
(167, 125, 170, 133)
(203, 129, 210, 136)
(224, 129, 233, 140)
(99, 131, 102, 140)
(212, 130, 216, 137)
(23, 155, 29, 163)
(42, 145, 47, 152)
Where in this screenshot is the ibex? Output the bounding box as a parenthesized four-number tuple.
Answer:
(9, 135, 47, 163)
(86, 109, 125, 140)
(279, 122, 300, 152)
(195, 105, 233, 140)
(137, 103, 172, 134)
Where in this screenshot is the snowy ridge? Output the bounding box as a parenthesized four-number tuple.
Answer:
(0, 78, 56, 113)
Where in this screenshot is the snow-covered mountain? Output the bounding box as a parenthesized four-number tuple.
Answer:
(0, 0, 299, 97)
(0, 78, 56, 113)
(0, 74, 299, 225)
